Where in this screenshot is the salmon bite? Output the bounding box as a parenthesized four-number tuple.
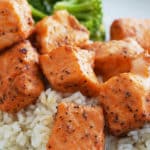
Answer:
(35, 10, 89, 54)
(111, 18, 150, 53)
(81, 38, 145, 80)
(47, 102, 105, 150)
(0, 41, 44, 113)
(40, 46, 100, 97)
(0, 0, 34, 51)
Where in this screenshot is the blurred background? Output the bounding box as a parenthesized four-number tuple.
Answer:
(103, 0, 150, 39)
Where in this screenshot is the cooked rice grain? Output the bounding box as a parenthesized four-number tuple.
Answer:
(0, 88, 88, 150)
(110, 124, 150, 150)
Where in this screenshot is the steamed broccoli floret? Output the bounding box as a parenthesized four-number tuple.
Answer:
(54, 0, 105, 41)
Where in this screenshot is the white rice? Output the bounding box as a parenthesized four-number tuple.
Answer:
(1, 88, 150, 150)
(110, 124, 150, 150)
(0, 88, 94, 150)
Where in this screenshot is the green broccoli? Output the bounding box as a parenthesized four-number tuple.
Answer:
(28, 0, 105, 41)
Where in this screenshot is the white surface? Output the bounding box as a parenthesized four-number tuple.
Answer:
(103, 0, 150, 40)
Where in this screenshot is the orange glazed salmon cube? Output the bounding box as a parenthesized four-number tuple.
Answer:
(40, 46, 100, 97)
(99, 73, 150, 136)
(47, 102, 105, 150)
(0, 41, 44, 113)
(0, 0, 34, 51)
(35, 10, 89, 54)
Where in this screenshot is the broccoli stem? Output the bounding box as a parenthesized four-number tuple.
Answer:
(54, 1, 98, 13)
(72, 12, 101, 20)
(30, 5, 47, 19)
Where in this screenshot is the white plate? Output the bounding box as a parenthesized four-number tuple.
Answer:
(103, 0, 150, 40)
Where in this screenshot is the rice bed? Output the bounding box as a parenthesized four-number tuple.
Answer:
(0, 88, 150, 150)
